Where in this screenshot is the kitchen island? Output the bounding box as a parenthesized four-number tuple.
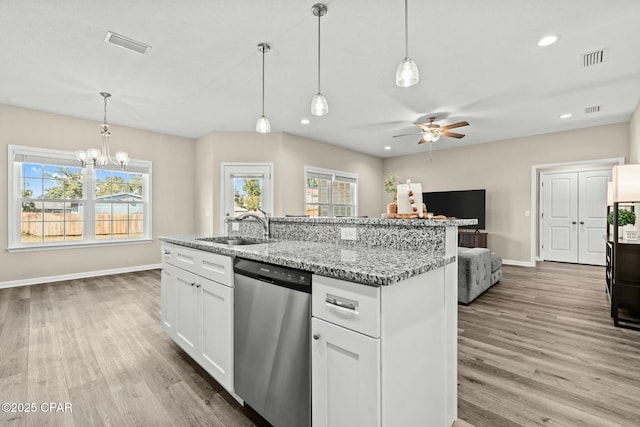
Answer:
(160, 217, 475, 427)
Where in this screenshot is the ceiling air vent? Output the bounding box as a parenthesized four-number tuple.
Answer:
(585, 105, 601, 114)
(104, 31, 151, 55)
(581, 48, 606, 67)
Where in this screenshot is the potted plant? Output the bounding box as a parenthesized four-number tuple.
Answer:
(384, 172, 400, 214)
(608, 208, 636, 226)
(608, 208, 636, 239)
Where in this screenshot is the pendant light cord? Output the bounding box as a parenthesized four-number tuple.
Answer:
(317, 12, 321, 93)
(261, 47, 265, 116)
(404, 0, 409, 58)
(103, 95, 108, 127)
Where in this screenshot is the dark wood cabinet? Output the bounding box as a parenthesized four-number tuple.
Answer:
(458, 231, 488, 248)
(606, 203, 640, 330)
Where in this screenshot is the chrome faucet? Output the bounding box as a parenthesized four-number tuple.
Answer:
(233, 208, 270, 238)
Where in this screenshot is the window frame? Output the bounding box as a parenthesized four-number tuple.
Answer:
(7, 144, 153, 252)
(304, 165, 358, 218)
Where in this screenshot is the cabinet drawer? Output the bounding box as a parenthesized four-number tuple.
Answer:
(172, 245, 232, 286)
(312, 275, 380, 338)
(161, 243, 174, 266)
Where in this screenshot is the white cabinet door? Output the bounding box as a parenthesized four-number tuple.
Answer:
(199, 278, 233, 391)
(312, 318, 380, 427)
(175, 268, 200, 358)
(160, 264, 177, 339)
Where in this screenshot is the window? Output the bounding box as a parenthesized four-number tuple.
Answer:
(221, 163, 273, 228)
(304, 166, 357, 217)
(8, 145, 152, 250)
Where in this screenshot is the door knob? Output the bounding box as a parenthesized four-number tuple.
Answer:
(313, 332, 320, 340)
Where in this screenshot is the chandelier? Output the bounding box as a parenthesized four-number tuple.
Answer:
(75, 92, 129, 170)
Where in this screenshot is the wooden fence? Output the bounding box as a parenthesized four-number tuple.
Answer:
(21, 212, 143, 237)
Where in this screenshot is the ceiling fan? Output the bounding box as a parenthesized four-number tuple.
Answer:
(393, 117, 469, 144)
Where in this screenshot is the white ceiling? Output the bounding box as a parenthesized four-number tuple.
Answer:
(1, 0, 639, 158)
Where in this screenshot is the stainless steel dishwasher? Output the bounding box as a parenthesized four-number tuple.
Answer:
(233, 258, 311, 427)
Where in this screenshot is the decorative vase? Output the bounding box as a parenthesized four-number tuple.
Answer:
(387, 201, 398, 214)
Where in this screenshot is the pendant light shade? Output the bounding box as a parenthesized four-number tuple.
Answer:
(311, 93, 328, 116)
(396, 57, 419, 87)
(256, 115, 271, 133)
(256, 42, 271, 133)
(396, 0, 419, 87)
(311, 4, 328, 116)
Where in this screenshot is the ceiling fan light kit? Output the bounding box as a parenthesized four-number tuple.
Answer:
(396, 0, 419, 87)
(256, 42, 271, 134)
(311, 3, 328, 116)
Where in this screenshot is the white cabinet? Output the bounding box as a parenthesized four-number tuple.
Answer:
(161, 244, 234, 392)
(312, 266, 454, 427)
(312, 317, 380, 427)
(160, 262, 177, 338)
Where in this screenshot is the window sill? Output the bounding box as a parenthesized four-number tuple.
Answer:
(7, 238, 154, 253)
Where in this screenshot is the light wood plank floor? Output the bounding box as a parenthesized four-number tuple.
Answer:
(458, 262, 640, 426)
(1, 262, 638, 426)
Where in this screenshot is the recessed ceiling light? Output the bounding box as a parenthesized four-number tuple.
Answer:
(384, 146, 391, 150)
(537, 35, 558, 47)
(559, 113, 572, 119)
(300, 118, 310, 125)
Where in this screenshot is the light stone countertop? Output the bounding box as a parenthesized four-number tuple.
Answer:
(159, 235, 456, 286)
(269, 216, 478, 227)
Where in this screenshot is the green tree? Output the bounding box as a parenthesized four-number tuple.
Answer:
(243, 179, 262, 212)
(22, 188, 37, 212)
(42, 168, 83, 199)
(96, 175, 128, 197)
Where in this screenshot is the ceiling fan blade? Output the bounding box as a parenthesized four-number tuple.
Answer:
(392, 132, 420, 138)
(417, 138, 427, 144)
(413, 122, 430, 131)
(440, 121, 469, 131)
(441, 131, 465, 139)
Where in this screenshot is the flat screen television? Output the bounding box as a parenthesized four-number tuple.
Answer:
(422, 189, 486, 230)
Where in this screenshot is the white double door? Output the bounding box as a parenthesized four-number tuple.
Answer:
(542, 169, 611, 266)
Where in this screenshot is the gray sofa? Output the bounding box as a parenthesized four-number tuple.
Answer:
(458, 247, 502, 304)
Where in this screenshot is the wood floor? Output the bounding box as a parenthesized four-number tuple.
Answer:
(1, 262, 638, 426)
(458, 262, 640, 427)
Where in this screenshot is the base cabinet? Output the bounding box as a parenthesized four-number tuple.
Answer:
(311, 317, 380, 427)
(161, 244, 234, 392)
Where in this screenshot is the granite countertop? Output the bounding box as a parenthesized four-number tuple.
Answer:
(269, 216, 478, 227)
(159, 235, 455, 287)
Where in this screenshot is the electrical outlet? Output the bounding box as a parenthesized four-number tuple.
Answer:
(340, 227, 357, 241)
(232, 222, 240, 231)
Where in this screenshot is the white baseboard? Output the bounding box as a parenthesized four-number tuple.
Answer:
(0, 264, 162, 289)
(536, 256, 543, 262)
(502, 259, 535, 267)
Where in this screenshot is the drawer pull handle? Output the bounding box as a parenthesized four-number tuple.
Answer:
(190, 282, 195, 287)
(325, 297, 356, 311)
(196, 284, 201, 289)
(163, 250, 171, 255)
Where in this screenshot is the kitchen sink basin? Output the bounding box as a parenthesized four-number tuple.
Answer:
(197, 236, 270, 246)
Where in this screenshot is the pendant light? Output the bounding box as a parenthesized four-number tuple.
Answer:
(311, 3, 328, 116)
(75, 92, 129, 170)
(256, 42, 271, 133)
(395, 0, 419, 87)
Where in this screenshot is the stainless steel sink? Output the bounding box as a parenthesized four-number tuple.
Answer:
(197, 236, 270, 246)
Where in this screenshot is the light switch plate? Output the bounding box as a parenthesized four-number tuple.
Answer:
(340, 227, 357, 240)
